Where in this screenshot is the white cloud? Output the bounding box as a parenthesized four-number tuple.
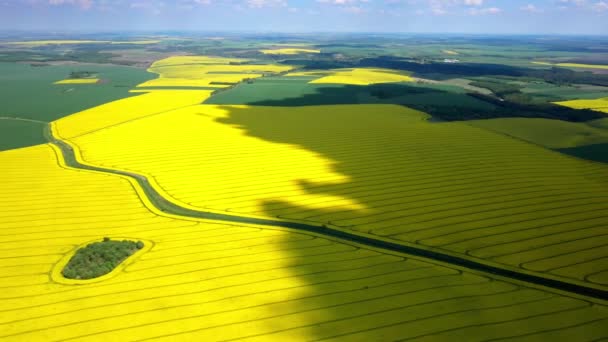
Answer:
(463, 0, 483, 6)
(48, 0, 93, 9)
(317, 0, 364, 4)
(469, 6, 501, 15)
(129, 1, 166, 15)
(247, 0, 287, 8)
(521, 3, 542, 12)
(558, 0, 586, 5)
(593, 1, 608, 11)
(556, 0, 608, 12)
(344, 5, 364, 12)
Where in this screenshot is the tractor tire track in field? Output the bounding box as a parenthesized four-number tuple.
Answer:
(48, 136, 608, 302)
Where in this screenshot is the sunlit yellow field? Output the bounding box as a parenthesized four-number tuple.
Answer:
(137, 56, 293, 88)
(288, 68, 413, 85)
(54, 89, 213, 138)
(443, 50, 459, 55)
(54, 79, 100, 85)
(554, 97, 608, 114)
(260, 48, 320, 55)
(532, 61, 608, 70)
(60, 101, 608, 287)
(4, 144, 603, 340)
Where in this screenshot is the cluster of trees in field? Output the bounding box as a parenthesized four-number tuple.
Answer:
(68, 71, 97, 79)
(62, 237, 143, 280)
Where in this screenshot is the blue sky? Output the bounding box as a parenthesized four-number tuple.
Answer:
(0, 0, 607, 34)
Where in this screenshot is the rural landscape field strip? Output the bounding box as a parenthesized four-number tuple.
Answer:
(62, 103, 608, 288)
(47, 136, 608, 301)
(3, 144, 607, 340)
(287, 68, 413, 85)
(2, 40, 161, 46)
(54, 79, 99, 85)
(53, 90, 213, 139)
(260, 48, 320, 55)
(532, 61, 608, 70)
(136, 56, 293, 89)
(554, 97, 608, 114)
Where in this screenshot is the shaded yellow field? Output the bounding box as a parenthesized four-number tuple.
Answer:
(260, 48, 320, 55)
(288, 68, 413, 85)
(54, 90, 213, 138)
(137, 56, 293, 88)
(4, 40, 160, 46)
(63, 103, 608, 286)
(532, 61, 608, 70)
(1, 144, 607, 341)
(554, 97, 608, 114)
(53, 79, 99, 85)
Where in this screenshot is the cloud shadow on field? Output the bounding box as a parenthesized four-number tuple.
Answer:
(207, 103, 608, 340)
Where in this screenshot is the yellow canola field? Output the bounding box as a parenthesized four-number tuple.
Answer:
(288, 68, 413, 85)
(532, 61, 608, 70)
(54, 79, 99, 85)
(5, 145, 608, 341)
(443, 50, 459, 55)
(65, 104, 608, 286)
(260, 48, 321, 55)
(53, 89, 213, 139)
(554, 97, 608, 114)
(137, 56, 293, 88)
(1, 144, 607, 341)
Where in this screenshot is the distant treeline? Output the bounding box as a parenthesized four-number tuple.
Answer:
(426, 93, 604, 122)
(359, 57, 608, 86)
(279, 56, 608, 87)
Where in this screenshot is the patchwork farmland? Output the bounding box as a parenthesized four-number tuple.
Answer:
(2, 34, 608, 341)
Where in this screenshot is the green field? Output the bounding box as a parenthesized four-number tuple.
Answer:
(467, 117, 608, 149)
(206, 76, 495, 111)
(0, 62, 153, 150)
(0, 118, 47, 151)
(520, 82, 608, 100)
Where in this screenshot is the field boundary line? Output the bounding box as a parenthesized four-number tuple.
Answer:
(0, 117, 48, 124)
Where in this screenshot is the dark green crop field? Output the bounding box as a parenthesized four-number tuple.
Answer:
(0, 118, 47, 151)
(205, 76, 495, 110)
(0, 62, 154, 150)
